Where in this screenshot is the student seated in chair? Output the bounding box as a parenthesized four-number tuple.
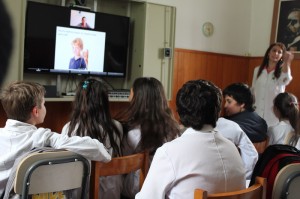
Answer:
(216, 117, 258, 180)
(0, 81, 112, 197)
(62, 78, 124, 199)
(180, 117, 258, 180)
(135, 79, 246, 199)
(116, 77, 180, 198)
(267, 92, 299, 146)
(223, 83, 268, 143)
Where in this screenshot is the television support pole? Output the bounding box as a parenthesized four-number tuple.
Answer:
(56, 74, 62, 97)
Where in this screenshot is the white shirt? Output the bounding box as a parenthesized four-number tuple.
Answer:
(122, 128, 142, 155)
(0, 119, 111, 196)
(122, 128, 149, 198)
(135, 126, 246, 199)
(216, 118, 258, 179)
(252, 66, 292, 127)
(61, 120, 123, 156)
(267, 120, 294, 145)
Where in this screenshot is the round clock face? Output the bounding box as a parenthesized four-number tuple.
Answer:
(202, 22, 214, 37)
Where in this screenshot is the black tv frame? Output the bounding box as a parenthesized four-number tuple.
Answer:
(24, 1, 130, 78)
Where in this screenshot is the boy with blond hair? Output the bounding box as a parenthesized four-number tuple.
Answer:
(0, 81, 111, 196)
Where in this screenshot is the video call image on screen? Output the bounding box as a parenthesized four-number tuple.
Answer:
(70, 10, 95, 29)
(54, 26, 106, 74)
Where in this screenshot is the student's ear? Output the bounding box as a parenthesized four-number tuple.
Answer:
(27, 106, 39, 125)
(31, 106, 39, 117)
(240, 103, 246, 112)
(273, 106, 280, 118)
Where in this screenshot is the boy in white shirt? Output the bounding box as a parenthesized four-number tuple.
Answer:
(136, 79, 246, 199)
(0, 81, 112, 196)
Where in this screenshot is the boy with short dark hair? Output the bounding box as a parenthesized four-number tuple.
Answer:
(136, 79, 246, 199)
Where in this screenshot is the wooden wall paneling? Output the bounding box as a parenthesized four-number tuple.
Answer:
(40, 101, 130, 133)
(110, 102, 130, 118)
(172, 49, 250, 90)
(170, 49, 252, 121)
(181, 51, 198, 82)
(197, 52, 208, 79)
(0, 101, 130, 134)
(286, 59, 300, 100)
(0, 102, 73, 133)
(205, 54, 223, 87)
(221, 55, 249, 89)
(37, 102, 73, 133)
(170, 49, 255, 120)
(221, 56, 235, 87)
(235, 57, 250, 84)
(216, 55, 225, 87)
(247, 57, 262, 86)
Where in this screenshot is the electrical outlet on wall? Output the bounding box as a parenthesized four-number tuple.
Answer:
(163, 48, 171, 59)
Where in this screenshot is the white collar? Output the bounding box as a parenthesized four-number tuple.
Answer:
(182, 125, 217, 136)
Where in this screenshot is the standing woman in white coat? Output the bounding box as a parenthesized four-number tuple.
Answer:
(252, 42, 294, 127)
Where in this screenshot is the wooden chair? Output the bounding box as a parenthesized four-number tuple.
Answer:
(90, 151, 149, 199)
(14, 150, 90, 199)
(253, 137, 269, 154)
(194, 176, 266, 199)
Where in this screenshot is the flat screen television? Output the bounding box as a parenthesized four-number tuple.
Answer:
(24, 1, 130, 77)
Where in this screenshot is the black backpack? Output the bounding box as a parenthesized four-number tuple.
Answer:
(249, 144, 300, 199)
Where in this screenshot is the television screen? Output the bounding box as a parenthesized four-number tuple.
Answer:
(24, 1, 130, 77)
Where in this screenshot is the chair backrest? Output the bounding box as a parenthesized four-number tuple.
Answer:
(272, 163, 300, 199)
(194, 176, 266, 199)
(253, 137, 269, 154)
(90, 151, 149, 199)
(14, 150, 90, 199)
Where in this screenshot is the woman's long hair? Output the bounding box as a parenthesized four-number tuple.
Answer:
(274, 92, 299, 131)
(274, 92, 299, 146)
(116, 77, 180, 153)
(68, 78, 123, 156)
(256, 42, 286, 79)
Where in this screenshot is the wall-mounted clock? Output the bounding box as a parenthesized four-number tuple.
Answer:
(202, 22, 214, 37)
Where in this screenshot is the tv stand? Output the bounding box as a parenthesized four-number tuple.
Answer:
(56, 74, 62, 97)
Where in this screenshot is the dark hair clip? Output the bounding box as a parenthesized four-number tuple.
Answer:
(82, 80, 89, 90)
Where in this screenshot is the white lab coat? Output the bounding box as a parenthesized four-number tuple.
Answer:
(135, 126, 246, 199)
(216, 118, 258, 179)
(252, 66, 292, 127)
(0, 119, 111, 196)
(267, 120, 294, 145)
(122, 128, 149, 198)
